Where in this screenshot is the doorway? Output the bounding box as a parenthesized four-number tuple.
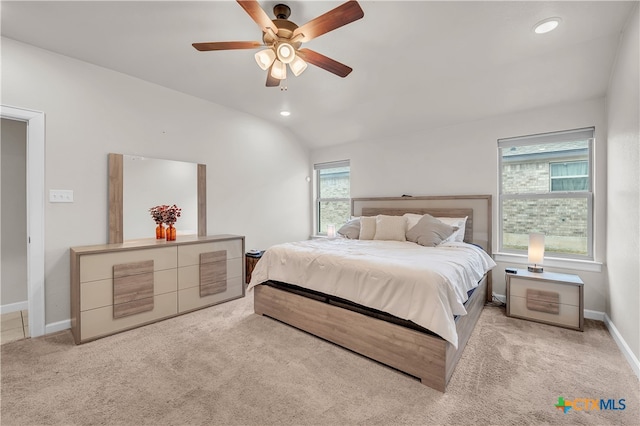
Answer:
(0, 106, 45, 338)
(1, 118, 28, 343)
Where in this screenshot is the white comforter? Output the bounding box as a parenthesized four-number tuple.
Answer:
(247, 239, 496, 348)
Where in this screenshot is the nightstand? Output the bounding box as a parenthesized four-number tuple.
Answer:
(506, 269, 584, 331)
(245, 250, 264, 284)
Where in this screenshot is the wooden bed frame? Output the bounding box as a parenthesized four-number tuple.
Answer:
(254, 195, 493, 392)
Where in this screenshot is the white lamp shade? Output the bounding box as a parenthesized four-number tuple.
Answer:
(289, 55, 308, 76)
(270, 59, 287, 80)
(276, 42, 295, 64)
(255, 49, 276, 71)
(528, 233, 545, 265)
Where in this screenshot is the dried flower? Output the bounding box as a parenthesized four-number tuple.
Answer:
(149, 204, 182, 226)
(161, 204, 182, 226)
(149, 205, 165, 224)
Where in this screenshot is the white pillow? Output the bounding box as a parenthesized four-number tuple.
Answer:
(359, 216, 377, 240)
(438, 216, 468, 243)
(374, 215, 407, 242)
(403, 213, 424, 231)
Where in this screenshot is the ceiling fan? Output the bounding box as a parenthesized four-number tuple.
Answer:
(193, 0, 364, 87)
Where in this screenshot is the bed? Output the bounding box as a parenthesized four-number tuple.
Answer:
(248, 195, 495, 392)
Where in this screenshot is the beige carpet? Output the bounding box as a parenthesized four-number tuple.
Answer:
(1, 292, 638, 425)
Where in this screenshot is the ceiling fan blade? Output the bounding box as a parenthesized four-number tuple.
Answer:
(266, 67, 280, 87)
(292, 0, 364, 43)
(192, 41, 263, 51)
(297, 49, 353, 78)
(237, 0, 278, 34)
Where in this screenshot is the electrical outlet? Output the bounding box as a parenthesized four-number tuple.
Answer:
(49, 189, 74, 203)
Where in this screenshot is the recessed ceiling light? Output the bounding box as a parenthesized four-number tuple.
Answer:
(280, 111, 291, 117)
(534, 17, 561, 34)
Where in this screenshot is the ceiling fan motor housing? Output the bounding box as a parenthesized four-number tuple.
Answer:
(263, 18, 300, 50)
(273, 4, 291, 20)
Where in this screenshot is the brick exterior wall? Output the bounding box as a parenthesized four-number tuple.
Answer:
(502, 157, 589, 254)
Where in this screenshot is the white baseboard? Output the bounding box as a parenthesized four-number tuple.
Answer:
(45, 319, 71, 335)
(604, 314, 640, 379)
(584, 309, 605, 321)
(0, 301, 28, 314)
(1, 303, 70, 335)
(492, 293, 507, 304)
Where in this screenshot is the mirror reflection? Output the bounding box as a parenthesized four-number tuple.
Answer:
(123, 155, 198, 240)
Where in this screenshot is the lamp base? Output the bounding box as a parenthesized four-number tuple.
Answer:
(528, 265, 544, 273)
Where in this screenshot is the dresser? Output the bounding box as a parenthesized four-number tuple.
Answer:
(506, 269, 584, 331)
(70, 234, 244, 344)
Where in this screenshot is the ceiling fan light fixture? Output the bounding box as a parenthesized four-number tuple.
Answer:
(276, 42, 296, 64)
(271, 59, 287, 80)
(255, 48, 276, 70)
(289, 55, 308, 77)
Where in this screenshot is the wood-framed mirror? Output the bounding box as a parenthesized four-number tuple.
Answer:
(108, 153, 206, 243)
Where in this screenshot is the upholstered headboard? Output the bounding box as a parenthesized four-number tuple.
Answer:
(352, 195, 492, 254)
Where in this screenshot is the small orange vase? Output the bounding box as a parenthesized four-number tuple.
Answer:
(166, 224, 176, 241)
(155, 223, 165, 239)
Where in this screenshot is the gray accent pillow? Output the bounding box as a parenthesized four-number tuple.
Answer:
(337, 218, 360, 239)
(406, 214, 458, 247)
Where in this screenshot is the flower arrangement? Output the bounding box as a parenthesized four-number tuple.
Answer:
(149, 205, 165, 225)
(149, 204, 182, 226)
(161, 204, 182, 226)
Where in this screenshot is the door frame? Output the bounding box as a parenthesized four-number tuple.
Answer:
(1, 105, 45, 338)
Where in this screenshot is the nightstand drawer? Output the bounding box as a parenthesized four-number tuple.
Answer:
(509, 277, 580, 306)
(509, 295, 580, 329)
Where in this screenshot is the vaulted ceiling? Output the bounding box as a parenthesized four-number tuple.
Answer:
(1, 1, 635, 149)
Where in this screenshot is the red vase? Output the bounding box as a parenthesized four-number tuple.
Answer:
(156, 223, 165, 239)
(166, 224, 176, 241)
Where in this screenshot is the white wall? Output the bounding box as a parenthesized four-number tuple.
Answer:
(1, 118, 28, 306)
(1, 38, 310, 325)
(606, 5, 639, 360)
(311, 98, 608, 312)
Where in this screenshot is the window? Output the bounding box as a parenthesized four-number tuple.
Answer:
(498, 128, 594, 259)
(314, 160, 350, 235)
(550, 161, 588, 191)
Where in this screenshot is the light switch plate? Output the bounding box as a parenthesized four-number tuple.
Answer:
(49, 189, 74, 203)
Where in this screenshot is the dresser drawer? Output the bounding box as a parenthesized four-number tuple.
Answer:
(177, 257, 242, 290)
(80, 269, 178, 311)
(79, 247, 177, 282)
(178, 239, 243, 266)
(509, 277, 580, 306)
(80, 292, 178, 341)
(178, 276, 243, 313)
(509, 295, 580, 329)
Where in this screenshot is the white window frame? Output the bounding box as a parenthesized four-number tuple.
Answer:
(314, 160, 350, 235)
(498, 128, 594, 260)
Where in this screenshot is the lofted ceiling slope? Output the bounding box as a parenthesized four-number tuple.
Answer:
(1, 1, 635, 149)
